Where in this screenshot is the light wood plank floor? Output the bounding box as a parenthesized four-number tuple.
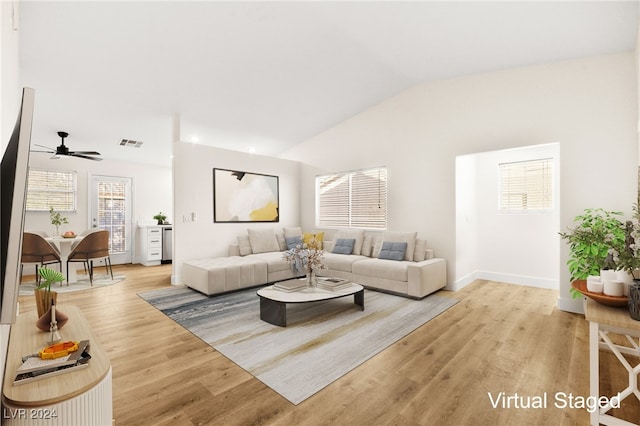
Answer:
(16, 264, 640, 425)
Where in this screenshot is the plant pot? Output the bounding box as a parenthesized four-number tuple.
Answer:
(34, 289, 57, 318)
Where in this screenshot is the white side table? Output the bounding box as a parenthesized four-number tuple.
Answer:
(585, 298, 640, 426)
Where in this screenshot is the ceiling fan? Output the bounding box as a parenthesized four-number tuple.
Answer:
(32, 131, 102, 161)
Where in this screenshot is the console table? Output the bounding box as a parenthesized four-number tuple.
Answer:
(2, 306, 112, 425)
(585, 298, 640, 426)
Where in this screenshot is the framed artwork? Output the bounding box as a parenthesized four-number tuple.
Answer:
(213, 168, 279, 222)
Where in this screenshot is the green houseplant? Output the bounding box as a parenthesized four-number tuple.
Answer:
(559, 208, 626, 287)
(34, 267, 65, 318)
(49, 206, 68, 236)
(153, 212, 167, 225)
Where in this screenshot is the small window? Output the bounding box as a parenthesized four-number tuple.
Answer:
(316, 167, 387, 229)
(25, 169, 77, 212)
(499, 158, 553, 212)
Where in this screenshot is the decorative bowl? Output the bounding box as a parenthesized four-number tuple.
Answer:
(572, 280, 628, 307)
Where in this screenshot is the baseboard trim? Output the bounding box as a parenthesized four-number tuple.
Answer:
(475, 271, 558, 290)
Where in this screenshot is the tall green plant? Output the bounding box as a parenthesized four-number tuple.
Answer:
(559, 208, 625, 281)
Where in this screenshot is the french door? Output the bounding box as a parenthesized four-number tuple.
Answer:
(89, 175, 133, 264)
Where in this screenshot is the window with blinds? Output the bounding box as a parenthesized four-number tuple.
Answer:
(316, 167, 387, 229)
(25, 169, 77, 212)
(499, 158, 553, 212)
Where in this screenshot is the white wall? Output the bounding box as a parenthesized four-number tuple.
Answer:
(23, 154, 172, 271)
(172, 142, 300, 284)
(281, 52, 638, 313)
(455, 153, 478, 287)
(475, 144, 560, 289)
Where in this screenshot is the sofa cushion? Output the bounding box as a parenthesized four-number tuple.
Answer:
(414, 238, 427, 262)
(372, 236, 383, 258)
(382, 231, 417, 261)
(323, 252, 365, 273)
(361, 235, 373, 257)
(247, 228, 280, 254)
(283, 227, 302, 238)
(352, 258, 409, 282)
(249, 251, 293, 273)
(378, 241, 408, 261)
(336, 229, 365, 255)
(276, 233, 287, 251)
(285, 236, 303, 250)
(237, 235, 252, 256)
(333, 238, 355, 255)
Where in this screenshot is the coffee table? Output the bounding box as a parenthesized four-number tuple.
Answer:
(257, 280, 364, 327)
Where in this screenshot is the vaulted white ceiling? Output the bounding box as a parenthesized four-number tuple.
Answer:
(19, 1, 638, 166)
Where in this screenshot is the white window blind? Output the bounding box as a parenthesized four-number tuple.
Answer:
(25, 169, 77, 212)
(317, 167, 387, 229)
(499, 158, 553, 212)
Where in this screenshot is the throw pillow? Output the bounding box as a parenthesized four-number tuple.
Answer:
(372, 236, 383, 258)
(237, 235, 252, 256)
(247, 228, 280, 254)
(285, 236, 303, 250)
(283, 227, 302, 239)
(303, 231, 324, 249)
(332, 238, 356, 255)
(382, 231, 417, 261)
(336, 229, 364, 255)
(378, 241, 408, 261)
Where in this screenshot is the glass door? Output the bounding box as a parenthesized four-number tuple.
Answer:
(90, 175, 133, 264)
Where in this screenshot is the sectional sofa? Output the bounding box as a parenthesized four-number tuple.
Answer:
(182, 227, 447, 299)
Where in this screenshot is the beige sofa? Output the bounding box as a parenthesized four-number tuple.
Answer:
(182, 227, 447, 299)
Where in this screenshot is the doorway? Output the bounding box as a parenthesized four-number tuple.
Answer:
(89, 175, 133, 264)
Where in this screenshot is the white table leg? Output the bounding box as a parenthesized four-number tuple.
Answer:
(590, 320, 600, 426)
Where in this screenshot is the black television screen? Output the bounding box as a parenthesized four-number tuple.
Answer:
(0, 88, 34, 324)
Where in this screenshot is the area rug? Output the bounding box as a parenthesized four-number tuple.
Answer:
(139, 285, 457, 405)
(19, 273, 126, 295)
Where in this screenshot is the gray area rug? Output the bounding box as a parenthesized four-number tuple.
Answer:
(139, 285, 457, 405)
(19, 273, 126, 295)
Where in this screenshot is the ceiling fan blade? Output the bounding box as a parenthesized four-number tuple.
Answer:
(30, 149, 55, 153)
(69, 150, 101, 155)
(33, 144, 55, 151)
(71, 153, 102, 161)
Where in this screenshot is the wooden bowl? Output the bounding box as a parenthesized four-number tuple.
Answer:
(572, 280, 628, 307)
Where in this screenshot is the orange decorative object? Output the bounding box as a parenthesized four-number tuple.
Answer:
(38, 341, 79, 360)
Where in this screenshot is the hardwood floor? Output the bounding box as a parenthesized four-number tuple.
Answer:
(16, 264, 639, 425)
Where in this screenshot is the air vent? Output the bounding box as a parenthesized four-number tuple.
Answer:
(120, 139, 143, 148)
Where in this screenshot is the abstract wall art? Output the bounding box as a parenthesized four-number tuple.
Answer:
(213, 168, 279, 222)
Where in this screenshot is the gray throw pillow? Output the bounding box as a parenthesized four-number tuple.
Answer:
(285, 236, 303, 250)
(332, 238, 356, 255)
(378, 241, 408, 261)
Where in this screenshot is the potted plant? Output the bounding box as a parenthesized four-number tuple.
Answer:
(34, 267, 65, 318)
(559, 208, 626, 298)
(153, 212, 167, 225)
(49, 206, 68, 236)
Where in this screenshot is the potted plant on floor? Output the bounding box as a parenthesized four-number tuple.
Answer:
(34, 267, 65, 318)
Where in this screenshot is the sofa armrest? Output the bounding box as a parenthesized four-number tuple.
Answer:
(425, 249, 434, 260)
(407, 258, 447, 299)
(229, 244, 240, 256)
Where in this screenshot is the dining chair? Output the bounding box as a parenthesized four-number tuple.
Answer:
(21, 232, 62, 285)
(67, 229, 114, 286)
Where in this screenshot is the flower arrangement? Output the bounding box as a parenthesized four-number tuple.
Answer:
(608, 204, 640, 279)
(282, 238, 327, 275)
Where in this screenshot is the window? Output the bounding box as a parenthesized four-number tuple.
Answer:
(499, 158, 553, 212)
(316, 167, 387, 229)
(25, 169, 77, 212)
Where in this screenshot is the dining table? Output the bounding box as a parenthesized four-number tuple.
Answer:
(45, 235, 85, 284)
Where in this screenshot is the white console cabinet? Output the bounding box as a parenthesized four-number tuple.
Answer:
(137, 226, 163, 266)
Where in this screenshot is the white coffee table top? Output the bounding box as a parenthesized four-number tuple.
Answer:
(257, 280, 364, 303)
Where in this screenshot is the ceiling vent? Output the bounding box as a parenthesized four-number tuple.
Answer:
(120, 139, 143, 148)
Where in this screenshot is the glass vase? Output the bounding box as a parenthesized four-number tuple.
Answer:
(306, 270, 317, 289)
